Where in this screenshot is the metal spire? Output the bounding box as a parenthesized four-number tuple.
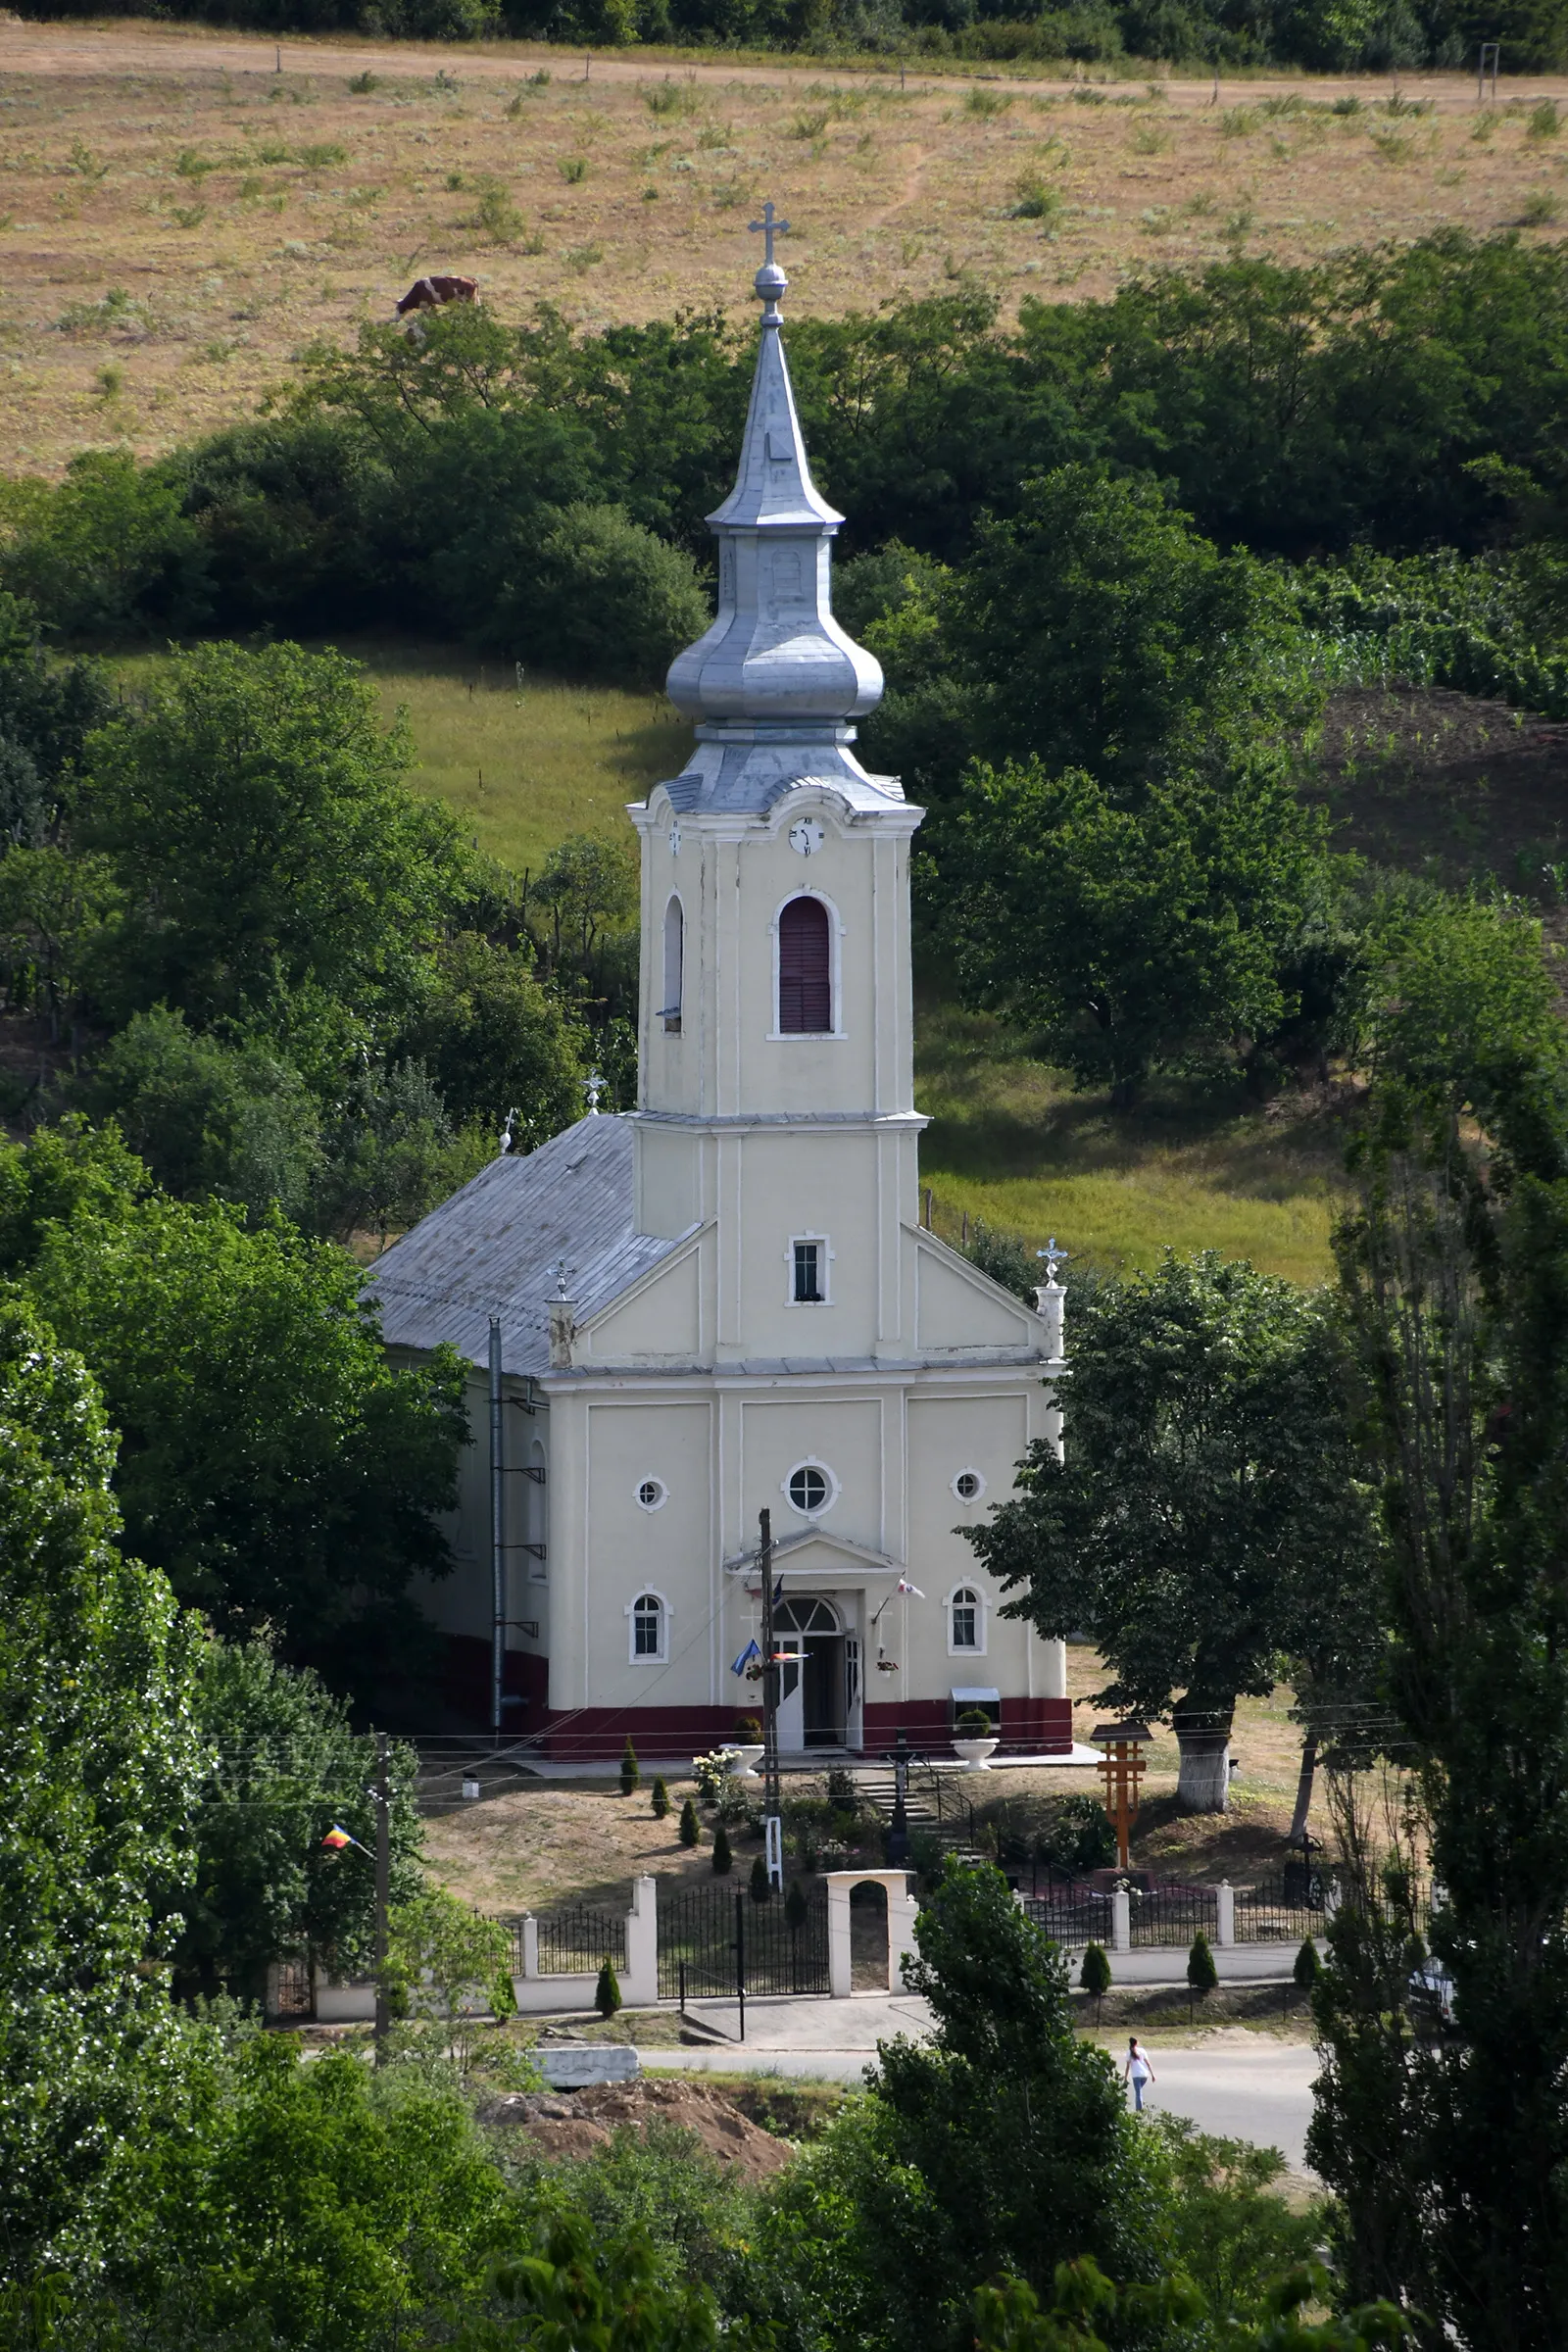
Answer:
(663, 207, 884, 747)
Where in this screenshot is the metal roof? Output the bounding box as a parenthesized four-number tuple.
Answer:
(364, 1114, 684, 1376)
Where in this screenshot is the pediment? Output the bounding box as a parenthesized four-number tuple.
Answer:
(725, 1527, 904, 1584)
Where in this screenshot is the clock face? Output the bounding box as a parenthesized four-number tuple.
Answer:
(789, 817, 825, 858)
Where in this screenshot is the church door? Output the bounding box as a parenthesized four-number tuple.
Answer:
(775, 1638, 807, 1752)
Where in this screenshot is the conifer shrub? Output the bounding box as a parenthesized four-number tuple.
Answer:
(619, 1736, 640, 1796)
(650, 1775, 670, 1819)
(594, 1957, 621, 2019)
(785, 1877, 808, 1932)
(678, 1797, 701, 1848)
(711, 1822, 733, 1876)
(1187, 1928, 1219, 2021)
(750, 1855, 771, 1902)
(1293, 1935, 1323, 1996)
(1080, 1940, 1111, 2024)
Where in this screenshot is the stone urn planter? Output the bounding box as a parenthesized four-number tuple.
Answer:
(727, 1742, 765, 1780)
(952, 1737, 999, 1772)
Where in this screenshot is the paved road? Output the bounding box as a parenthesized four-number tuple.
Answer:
(650, 1991, 1319, 2173)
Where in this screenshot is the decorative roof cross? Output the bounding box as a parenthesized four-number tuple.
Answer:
(1036, 1237, 1069, 1283)
(749, 200, 790, 270)
(582, 1068, 605, 1116)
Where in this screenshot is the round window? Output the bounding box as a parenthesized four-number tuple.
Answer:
(786, 1462, 831, 1515)
(635, 1477, 667, 1512)
(953, 1469, 985, 1503)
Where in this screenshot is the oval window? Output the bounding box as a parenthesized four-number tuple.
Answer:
(636, 1478, 667, 1512)
(953, 1469, 984, 1502)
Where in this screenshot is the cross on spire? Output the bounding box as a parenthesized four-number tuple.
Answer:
(749, 200, 790, 269)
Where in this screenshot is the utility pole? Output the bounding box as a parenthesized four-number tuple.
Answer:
(372, 1732, 390, 2062)
(489, 1314, 505, 1746)
(760, 1508, 783, 1887)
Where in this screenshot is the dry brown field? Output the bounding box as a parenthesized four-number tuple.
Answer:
(3, 19, 1568, 474)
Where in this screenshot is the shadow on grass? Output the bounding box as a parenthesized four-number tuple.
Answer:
(913, 996, 1352, 1203)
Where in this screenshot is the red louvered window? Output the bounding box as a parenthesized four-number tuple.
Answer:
(778, 896, 831, 1034)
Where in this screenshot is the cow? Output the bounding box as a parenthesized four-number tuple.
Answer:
(395, 273, 478, 318)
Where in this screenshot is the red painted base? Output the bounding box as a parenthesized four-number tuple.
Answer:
(442, 1638, 1073, 1760)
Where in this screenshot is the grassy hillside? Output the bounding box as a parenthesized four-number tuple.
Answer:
(914, 1003, 1345, 1283)
(4, 21, 1566, 475)
(350, 639, 688, 875)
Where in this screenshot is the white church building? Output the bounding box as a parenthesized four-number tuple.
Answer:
(368, 226, 1071, 1762)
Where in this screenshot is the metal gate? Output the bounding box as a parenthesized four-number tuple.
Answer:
(658, 1882, 829, 2009)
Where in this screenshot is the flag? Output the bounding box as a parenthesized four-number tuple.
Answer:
(730, 1638, 761, 1678)
(322, 1824, 355, 1851)
(896, 1577, 925, 1599)
(773, 1577, 785, 1605)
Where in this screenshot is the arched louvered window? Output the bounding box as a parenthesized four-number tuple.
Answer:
(778, 896, 832, 1034)
(662, 897, 684, 1034)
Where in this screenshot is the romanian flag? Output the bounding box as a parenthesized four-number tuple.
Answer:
(321, 1825, 353, 1851)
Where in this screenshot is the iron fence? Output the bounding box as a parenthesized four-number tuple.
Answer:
(1234, 1874, 1338, 1944)
(658, 1882, 829, 2002)
(525, 1902, 626, 1977)
(1021, 1890, 1115, 1952)
(1128, 1885, 1219, 1949)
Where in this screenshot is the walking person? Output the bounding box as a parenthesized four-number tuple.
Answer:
(1123, 2035, 1155, 2112)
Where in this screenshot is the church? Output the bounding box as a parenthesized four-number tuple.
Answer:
(368, 220, 1071, 1763)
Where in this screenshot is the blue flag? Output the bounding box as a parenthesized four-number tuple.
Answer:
(731, 1638, 761, 1678)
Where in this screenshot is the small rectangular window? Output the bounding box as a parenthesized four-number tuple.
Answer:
(793, 1240, 823, 1303)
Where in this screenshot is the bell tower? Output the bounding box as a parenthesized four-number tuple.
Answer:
(628, 212, 925, 1365)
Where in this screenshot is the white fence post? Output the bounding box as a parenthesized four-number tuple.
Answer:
(1216, 1882, 1235, 1948)
(1112, 1887, 1131, 1954)
(521, 1915, 539, 1979)
(623, 1875, 658, 2006)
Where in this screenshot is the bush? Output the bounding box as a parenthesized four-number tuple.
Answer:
(1293, 1936, 1323, 1994)
(594, 1957, 622, 2018)
(651, 1775, 670, 1819)
(711, 1823, 733, 1877)
(619, 1736, 640, 1796)
(678, 1797, 701, 1848)
(785, 1877, 809, 1932)
(1187, 1929, 1219, 1999)
(750, 1855, 771, 1903)
(481, 502, 710, 686)
(1080, 1941, 1112, 2022)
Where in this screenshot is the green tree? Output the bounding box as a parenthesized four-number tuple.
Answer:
(1293, 1937, 1322, 2001)
(385, 1886, 515, 2075)
(953, 465, 1303, 796)
(760, 1861, 1167, 2352)
(942, 757, 1327, 1106)
(80, 640, 470, 1031)
(0, 1113, 148, 1274)
(594, 1957, 622, 2019)
(170, 1636, 422, 2004)
(22, 1186, 467, 1694)
(0, 1297, 202, 2267)
(651, 1775, 670, 1819)
(94, 2035, 515, 2352)
(750, 1855, 771, 1903)
(710, 1822, 733, 1877)
(1312, 1051, 1568, 2344)
(74, 1004, 324, 1227)
(317, 1056, 490, 1249)
(402, 927, 587, 1140)
(967, 1252, 1380, 1811)
(619, 1735, 641, 1796)
(0, 449, 210, 639)
(485, 500, 711, 684)
(679, 1797, 701, 1848)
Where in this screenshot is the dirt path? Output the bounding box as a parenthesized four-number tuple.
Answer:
(4, 20, 1565, 108)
